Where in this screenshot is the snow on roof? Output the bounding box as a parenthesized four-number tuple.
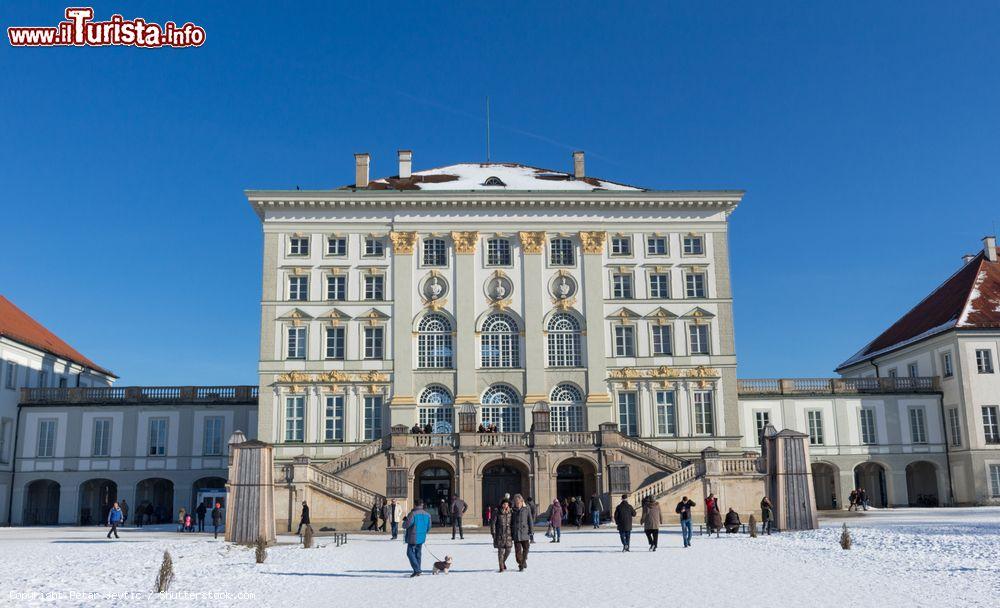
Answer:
(355, 162, 644, 191)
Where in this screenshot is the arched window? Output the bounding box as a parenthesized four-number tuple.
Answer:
(418, 313, 453, 368)
(549, 238, 575, 266)
(422, 238, 447, 267)
(483, 176, 506, 187)
(549, 383, 585, 432)
(480, 313, 519, 368)
(418, 385, 454, 432)
(481, 385, 522, 432)
(547, 313, 581, 367)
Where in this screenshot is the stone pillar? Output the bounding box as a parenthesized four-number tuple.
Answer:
(761, 425, 818, 530)
(225, 433, 276, 545)
(389, 232, 418, 425)
(579, 231, 613, 426)
(521, 235, 547, 405)
(453, 232, 479, 403)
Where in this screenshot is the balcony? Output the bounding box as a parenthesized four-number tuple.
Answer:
(737, 377, 940, 396)
(20, 385, 259, 405)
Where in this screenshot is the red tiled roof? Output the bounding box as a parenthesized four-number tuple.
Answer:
(837, 247, 1000, 370)
(0, 295, 116, 378)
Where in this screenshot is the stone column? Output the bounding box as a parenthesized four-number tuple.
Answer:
(453, 232, 480, 403)
(579, 231, 613, 426)
(520, 233, 547, 406)
(388, 232, 418, 426)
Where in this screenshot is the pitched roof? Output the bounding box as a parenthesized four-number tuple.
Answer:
(0, 295, 116, 378)
(347, 162, 644, 192)
(837, 247, 1000, 370)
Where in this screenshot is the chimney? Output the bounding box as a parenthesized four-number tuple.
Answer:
(962, 254, 976, 265)
(354, 153, 370, 188)
(398, 149, 412, 179)
(984, 235, 998, 262)
(573, 151, 585, 179)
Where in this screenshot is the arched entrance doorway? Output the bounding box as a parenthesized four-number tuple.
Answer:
(192, 476, 227, 517)
(905, 461, 939, 506)
(414, 461, 454, 524)
(482, 461, 525, 510)
(79, 479, 117, 525)
(555, 458, 597, 502)
(24, 479, 60, 525)
(854, 462, 888, 508)
(811, 462, 839, 510)
(136, 478, 174, 524)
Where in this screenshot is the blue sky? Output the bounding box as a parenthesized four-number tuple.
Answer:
(2, 1, 998, 384)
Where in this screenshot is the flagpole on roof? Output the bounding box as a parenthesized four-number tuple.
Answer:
(486, 96, 491, 162)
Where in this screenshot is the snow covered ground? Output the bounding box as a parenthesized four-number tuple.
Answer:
(2, 508, 998, 607)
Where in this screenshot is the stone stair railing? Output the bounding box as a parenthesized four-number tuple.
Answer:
(305, 464, 383, 510)
(629, 461, 703, 503)
(613, 433, 689, 472)
(319, 438, 386, 475)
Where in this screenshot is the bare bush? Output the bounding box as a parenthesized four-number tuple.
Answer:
(154, 551, 174, 593)
(255, 537, 268, 563)
(839, 523, 852, 550)
(303, 525, 314, 548)
(748, 514, 757, 538)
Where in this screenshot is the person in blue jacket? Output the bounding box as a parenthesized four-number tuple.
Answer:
(106, 502, 123, 539)
(402, 499, 432, 577)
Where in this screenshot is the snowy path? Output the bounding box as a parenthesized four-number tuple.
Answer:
(1, 508, 998, 607)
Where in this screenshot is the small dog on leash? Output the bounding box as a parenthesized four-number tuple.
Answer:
(432, 556, 453, 574)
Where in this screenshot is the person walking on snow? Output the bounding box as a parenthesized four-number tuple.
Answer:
(177, 508, 187, 532)
(388, 499, 401, 539)
(403, 500, 432, 578)
(106, 502, 123, 539)
(450, 494, 468, 540)
(574, 496, 585, 528)
(367, 500, 380, 531)
(848, 489, 858, 511)
(760, 497, 773, 535)
(297, 501, 310, 535)
(641, 496, 662, 551)
(491, 498, 514, 572)
(547, 499, 563, 543)
(589, 493, 604, 528)
(511, 494, 534, 571)
(211, 502, 223, 539)
(120, 499, 129, 527)
(614, 494, 636, 552)
(196, 501, 207, 533)
(675, 495, 696, 547)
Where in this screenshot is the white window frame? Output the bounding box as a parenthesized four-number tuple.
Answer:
(36, 419, 57, 457)
(684, 272, 706, 298)
(550, 384, 584, 433)
(363, 237, 385, 258)
(363, 274, 385, 301)
(422, 238, 448, 267)
(610, 236, 632, 257)
(860, 408, 878, 445)
(807, 410, 824, 445)
(907, 362, 919, 378)
(480, 385, 522, 432)
(364, 394, 384, 440)
(325, 395, 345, 442)
(646, 236, 668, 256)
(648, 273, 670, 299)
(753, 410, 770, 445)
(418, 386, 454, 430)
(480, 314, 519, 368)
(325, 326, 345, 360)
(655, 391, 677, 436)
(693, 391, 714, 435)
(909, 407, 927, 444)
(289, 235, 310, 256)
(990, 464, 1000, 498)
(617, 391, 638, 437)
(549, 238, 575, 267)
(651, 324, 673, 356)
(486, 238, 512, 267)
(203, 416, 224, 456)
(948, 407, 962, 447)
(284, 395, 305, 442)
(546, 313, 581, 368)
(682, 234, 704, 256)
(148, 418, 168, 456)
(612, 272, 634, 299)
(288, 275, 309, 301)
(688, 323, 710, 355)
(92, 418, 112, 457)
(4, 362, 16, 390)
(287, 326, 307, 359)
(976, 349, 995, 374)
(363, 326, 385, 360)
(417, 314, 454, 369)
(326, 275, 346, 301)
(941, 352, 954, 378)
(613, 325, 636, 357)
(326, 236, 347, 257)
(983, 406, 1000, 444)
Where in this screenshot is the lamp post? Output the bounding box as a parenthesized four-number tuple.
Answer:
(283, 464, 294, 533)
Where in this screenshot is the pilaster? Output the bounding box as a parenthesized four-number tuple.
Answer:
(580, 231, 612, 426)
(521, 232, 547, 404)
(389, 231, 417, 426)
(454, 232, 479, 401)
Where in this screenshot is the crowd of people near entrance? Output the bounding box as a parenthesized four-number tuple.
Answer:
(95, 499, 225, 540)
(848, 488, 870, 511)
(389, 490, 778, 576)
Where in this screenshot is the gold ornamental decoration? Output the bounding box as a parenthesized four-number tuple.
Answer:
(518, 231, 546, 254)
(607, 366, 720, 387)
(389, 231, 418, 254)
(451, 231, 480, 254)
(276, 370, 391, 385)
(579, 231, 607, 254)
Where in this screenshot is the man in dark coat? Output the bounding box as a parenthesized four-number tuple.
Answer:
(511, 494, 533, 571)
(613, 495, 636, 552)
(450, 494, 468, 540)
(297, 501, 311, 535)
(724, 508, 741, 534)
(760, 496, 773, 535)
(120, 499, 129, 527)
(196, 501, 207, 532)
(589, 493, 604, 528)
(675, 496, 696, 547)
(211, 502, 223, 539)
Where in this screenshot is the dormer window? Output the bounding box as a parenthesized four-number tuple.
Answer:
(483, 176, 506, 187)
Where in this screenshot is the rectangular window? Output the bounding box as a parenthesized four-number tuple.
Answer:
(549, 239, 575, 266)
(487, 238, 511, 266)
(203, 416, 224, 456)
(148, 418, 168, 456)
(325, 395, 345, 442)
(689, 324, 710, 355)
(289, 276, 309, 301)
(907, 362, 919, 378)
(617, 392, 638, 436)
(0, 419, 10, 464)
(38, 371, 47, 388)
(887, 368, 898, 378)
(909, 408, 927, 444)
(651, 325, 673, 355)
(941, 352, 954, 378)
(612, 273, 633, 299)
(693, 391, 714, 435)
(422, 239, 447, 266)
(610, 236, 632, 256)
(807, 410, 824, 445)
(325, 327, 345, 360)
(92, 418, 112, 457)
(287, 326, 307, 359)
(976, 349, 995, 373)
(289, 236, 309, 256)
(364, 395, 383, 440)
(58, 377, 67, 388)
(948, 407, 962, 447)
(685, 273, 706, 298)
(364, 275, 385, 301)
(754, 410, 770, 445)
(326, 236, 347, 256)
(37, 419, 57, 457)
(550, 403, 583, 433)
(284, 396, 304, 442)
(364, 327, 384, 359)
(655, 391, 676, 436)
(364, 237, 385, 257)
(326, 275, 346, 301)
(682, 235, 704, 255)
(614, 325, 636, 357)
(860, 409, 878, 445)
(649, 274, 670, 299)
(991, 464, 1000, 498)
(4, 362, 16, 389)
(646, 236, 668, 256)
(480, 405, 521, 433)
(983, 406, 1000, 444)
